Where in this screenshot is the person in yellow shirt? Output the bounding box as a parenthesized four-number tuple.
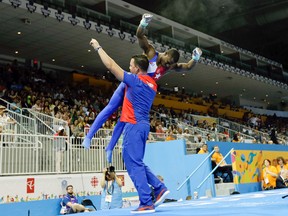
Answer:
(276, 156, 288, 174)
(198, 143, 208, 154)
(262, 159, 278, 190)
(165, 130, 176, 141)
(211, 145, 233, 182)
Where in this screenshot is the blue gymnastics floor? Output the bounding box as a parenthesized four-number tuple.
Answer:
(80, 189, 288, 216)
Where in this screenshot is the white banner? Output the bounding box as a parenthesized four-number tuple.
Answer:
(0, 172, 136, 204)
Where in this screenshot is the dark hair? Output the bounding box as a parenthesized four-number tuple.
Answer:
(277, 156, 286, 164)
(166, 48, 180, 63)
(132, 54, 149, 72)
(108, 166, 115, 172)
(105, 166, 115, 181)
(66, 185, 73, 190)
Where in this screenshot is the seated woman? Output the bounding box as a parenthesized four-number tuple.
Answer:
(262, 159, 278, 190)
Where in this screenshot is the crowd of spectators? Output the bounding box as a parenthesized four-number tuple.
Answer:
(0, 60, 287, 146)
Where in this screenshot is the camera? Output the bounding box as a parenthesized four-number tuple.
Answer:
(106, 166, 115, 173)
(105, 166, 115, 180)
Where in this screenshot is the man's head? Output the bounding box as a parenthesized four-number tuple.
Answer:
(202, 143, 208, 151)
(66, 185, 74, 195)
(105, 166, 116, 181)
(58, 126, 65, 135)
(161, 48, 180, 68)
(214, 145, 220, 152)
(129, 54, 149, 74)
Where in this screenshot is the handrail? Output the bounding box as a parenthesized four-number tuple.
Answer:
(176, 149, 215, 191)
(195, 148, 234, 193)
(23, 108, 56, 134)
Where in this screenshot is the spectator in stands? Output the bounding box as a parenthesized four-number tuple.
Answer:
(61, 185, 90, 214)
(194, 134, 205, 144)
(276, 156, 288, 174)
(261, 159, 278, 190)
(165, 130, 176, 141)
(275, 170, 288, 189)
(149, 118, 157, 133)
(270, 128, 279, 144)
(197, 143, 208, 154)
(248, 115, 260, 128)
(100, 166, 123, 209)
(54, 126, 66, 173)
(211, 146, 233, 182)
(232, 133, 242, 143)
(0, 105, 16, 135)
(31, 99, 42, 112)
(210, 122, 217, 133)
(70, 120, 84, 138)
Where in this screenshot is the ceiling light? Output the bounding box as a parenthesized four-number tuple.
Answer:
(81, 65, 84, 68)
(95, 22, 103, 33)
(216, 82, 218, 84)
(17, 31, 21, 35)
(68, 15, 80, 26)
(10, 0, 21, 8)
(52, 59, 55, 62)
(106, 26, 115, 37)
(266, 94, 268, 97)
(15, 51, 19, 54)
(83, 19, 91, 30)
(55, 10, 64, 22)
(118, 30, 125, 40)
(26, 1, 37, 13)
(88, 50, 91, 52)
(41, 5, 51, 18)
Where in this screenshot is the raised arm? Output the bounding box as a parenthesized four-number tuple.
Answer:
(174, 47, 202, 71)
(136, 14, 156, 59)
(90, 38, 124, 81)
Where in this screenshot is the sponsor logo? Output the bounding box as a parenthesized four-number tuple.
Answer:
(27, 178, 35, 194)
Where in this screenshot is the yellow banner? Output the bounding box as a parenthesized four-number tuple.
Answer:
(231, 150, 288, 184)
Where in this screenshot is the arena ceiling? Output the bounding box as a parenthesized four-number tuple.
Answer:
(0, 0, 287, 109)
(124, 0, 288, 71)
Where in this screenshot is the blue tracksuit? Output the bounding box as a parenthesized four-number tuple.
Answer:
(86, 53, 169, 152)
(120, 71, 165, 206)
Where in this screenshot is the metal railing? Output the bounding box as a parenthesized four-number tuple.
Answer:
(194, 148, 234, 198)
(176, 149, 215, 191)
(0, 133, 125, 176)
(23, 108, 69, 135)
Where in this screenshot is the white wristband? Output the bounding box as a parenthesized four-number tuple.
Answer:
(94, 46, 102, 51)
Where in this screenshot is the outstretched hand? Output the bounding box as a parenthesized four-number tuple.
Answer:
(140, 13, 153, 28)
(192, 47, 202, 62)
(90, 38, 100, 49)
